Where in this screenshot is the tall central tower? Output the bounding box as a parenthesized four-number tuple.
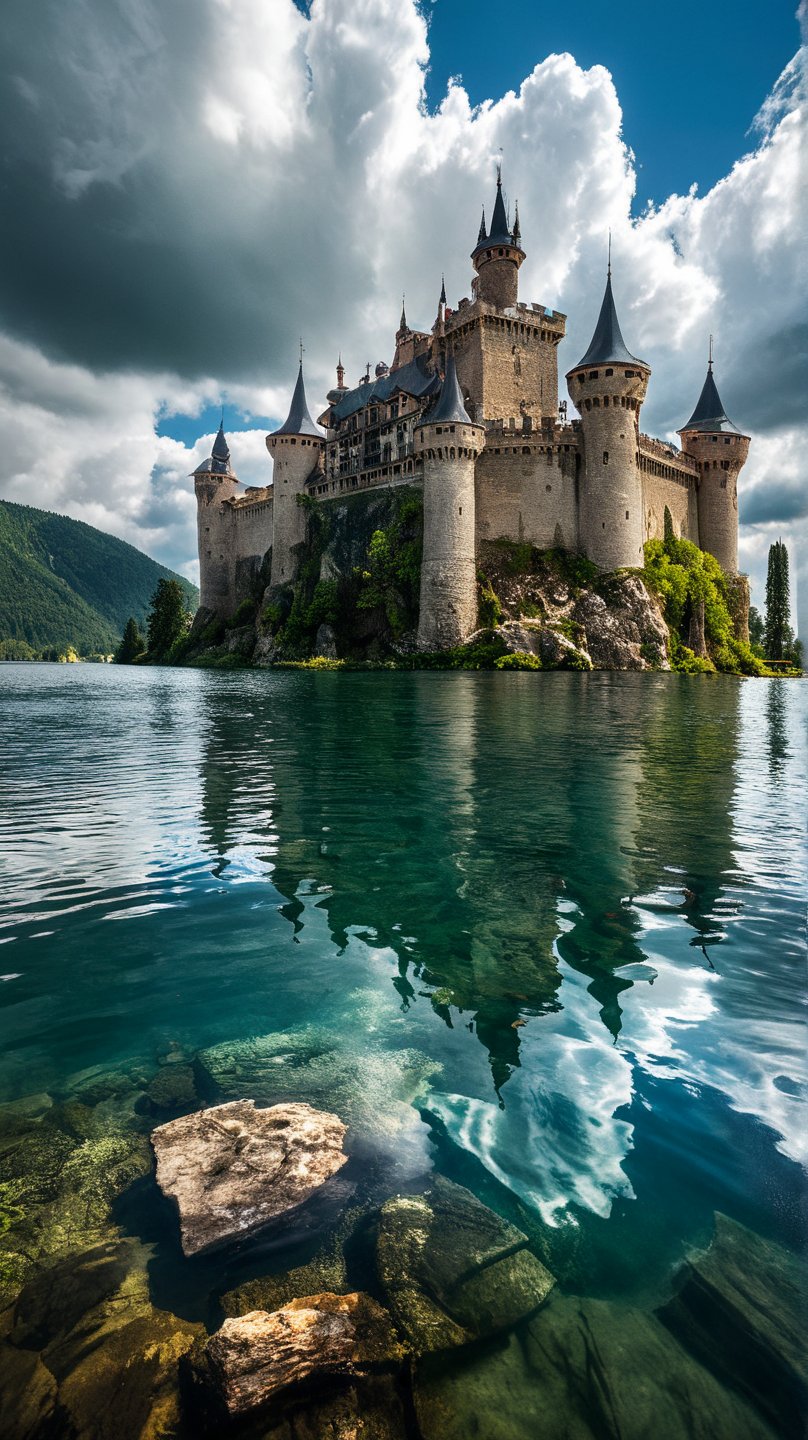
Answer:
(471, 168, 525, 310)
(566, 268, 650, 571)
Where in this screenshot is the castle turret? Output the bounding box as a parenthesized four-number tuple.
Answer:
(195, 421, 239, 616)
(471, 167, 525, 309)
(678, 351, 749, 575)
(416, 354, 485, 649)
(566, 267, 650, 571)
(266, 360, 324, 587)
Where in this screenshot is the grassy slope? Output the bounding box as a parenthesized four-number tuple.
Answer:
(0, 500, 198, 653)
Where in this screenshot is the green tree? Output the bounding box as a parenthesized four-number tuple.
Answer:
(748, 605, 765, 651)
(146, 579, 190, 659)
(115, 616, 146, 664)
(764, 541, 793, 661)
(663, 505, 675, 544)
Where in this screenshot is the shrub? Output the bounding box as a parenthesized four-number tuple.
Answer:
(494, 651, 542, 670)
(478, 575, 503, 628)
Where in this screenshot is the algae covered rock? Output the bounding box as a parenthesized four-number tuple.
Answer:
(375, 1177, 554, 1353)
(152, 1099, 349, 1257)
(194, 1292, 404, 1419)
(142, 1063, 198, 1114)
(414, 1293, 775, 1440)
(659, 1213, 807, 1438)
(219, 1206, 362, 1318)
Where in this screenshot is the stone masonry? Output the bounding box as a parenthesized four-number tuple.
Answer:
(195, 168, 750, 646)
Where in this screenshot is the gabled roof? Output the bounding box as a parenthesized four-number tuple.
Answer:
(420, 354, 472, 425)
(330, 353, 440, 423)
(678, 364, 746, 435)
(571, 272, 647, 371)
(271, 362, 323, 438)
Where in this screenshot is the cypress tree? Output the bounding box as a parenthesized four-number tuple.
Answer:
(764, 540, 793, 660)
(115, 617, 145, 664)
(663, 505, 675, 544)
(147, 579, 190, 658)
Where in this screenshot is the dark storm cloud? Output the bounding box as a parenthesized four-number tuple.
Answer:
(741, 479, 808, 526)
(0, 0, 384, 385)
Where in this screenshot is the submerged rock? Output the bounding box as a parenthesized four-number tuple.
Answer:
(142, 1063, 198, 1114)
(414, 1293, 775, 1440)
(196, 1028, 439, 1174)
(659, 1213, 807, 1438)
(194, 1293, 404, 1419)
(219, 1204, 365, 1318)
(152, 1099, 348, 1257)
(375, 1177, 554, 1353)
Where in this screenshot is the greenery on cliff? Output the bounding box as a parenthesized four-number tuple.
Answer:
(0, 500, 198, 657)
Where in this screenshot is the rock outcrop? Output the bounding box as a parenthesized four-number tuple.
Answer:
(572, 574, 669, 669)
(151, 1100, 348, 1256)
(193, 1293, 403, 1419)
(375, 1176, 554, 1353)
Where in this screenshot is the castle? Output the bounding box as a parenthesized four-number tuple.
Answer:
(195, 170, 749, 649)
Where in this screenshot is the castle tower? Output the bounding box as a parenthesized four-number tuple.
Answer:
(416, 354, 485, 650)
(266, 360, 324, 587)
(195, 421, 239, 616)
(471, 168, 525, 309)
(566, 267, 650, 571)
(678, 350, 749, 574)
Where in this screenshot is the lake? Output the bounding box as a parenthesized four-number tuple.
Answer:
(0, 664, 805, 1437)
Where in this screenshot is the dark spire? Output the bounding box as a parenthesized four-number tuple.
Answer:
(399, 297, 408, 332)
(193, 419, 234, 477)
(679, 353, 746, 435)
(477, 206, 487, 246)
(211, 420, 229, 462)
(487, 167, 511, 245)
(573, 271, 647, 370)
(272, 361, 323, 438)
(512, 201, 521, 247)
(424, 352, 473, 425)
(439, 274, 447, 306)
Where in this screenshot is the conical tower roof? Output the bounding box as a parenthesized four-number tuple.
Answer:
(679, 362, 746, 435)
(472, 169, 522, 256)
(272, 362, 323, 438)
(194, 420, 235, 477)
(572, 272, 647, 371)
(424, 353, 473, 425)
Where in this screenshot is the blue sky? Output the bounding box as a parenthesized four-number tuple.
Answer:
(422, 1, 797, 213)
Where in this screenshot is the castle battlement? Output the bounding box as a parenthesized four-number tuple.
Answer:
(196, 169, 749, 641)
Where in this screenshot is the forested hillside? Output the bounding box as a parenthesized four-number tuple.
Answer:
(0, 500, 197, 654)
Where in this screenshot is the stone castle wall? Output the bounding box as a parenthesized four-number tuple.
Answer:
(638, 440, 699, 544)
(475, 431, 579, 550)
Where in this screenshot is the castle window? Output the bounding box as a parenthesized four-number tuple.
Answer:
(724, 436, 731, 444)
(588, 371, 599, 380)
(625, 370, 635, 378)
(459, 506, 462, 515)
(711, 435, 718, 442)
(546, 484, 552, 492)
(603, 451, 609, 464)
(626, 510, 630, 520)
(605, 368, 613, 376)
(498, 248, 505, 255)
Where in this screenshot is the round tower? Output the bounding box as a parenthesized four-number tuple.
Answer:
(416, 354, 485, 650)
(678, 351, 749, 575)
(566, 268, 650, 571)
(471, 169, 525, 310)
(195, 421, 239, 616)
(266, 361, 325, 587)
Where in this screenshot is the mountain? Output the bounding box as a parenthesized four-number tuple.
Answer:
(0, 500, 198, 654)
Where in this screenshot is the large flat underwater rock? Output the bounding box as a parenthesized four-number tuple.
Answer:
(152, 1100, 348, 1257)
